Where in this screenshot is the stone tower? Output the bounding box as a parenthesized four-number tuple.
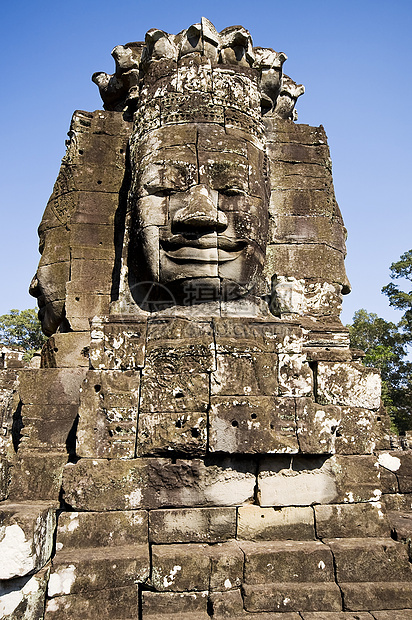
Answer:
(1, 18, 412, 619)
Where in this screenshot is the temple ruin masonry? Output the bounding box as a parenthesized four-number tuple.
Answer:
(1, 17, 412, 619)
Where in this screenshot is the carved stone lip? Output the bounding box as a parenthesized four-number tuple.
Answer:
(161, 235, 247, 262)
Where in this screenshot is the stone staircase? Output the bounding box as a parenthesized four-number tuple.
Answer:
(36, 498, 412, 619)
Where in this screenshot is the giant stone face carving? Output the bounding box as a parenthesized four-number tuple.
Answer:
(28, 18, 351, 336)
(128, 124, 268, 306)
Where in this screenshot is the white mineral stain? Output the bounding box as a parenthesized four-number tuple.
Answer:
(357, 417, 371, 427)
(46, 598, 59, 611)
(376, 502, 385, 519)
(112, 336, 124, 350)
(0, 524, 33, 579)
(163, 565, 182, 587)
(378, 453, 401, 472)
(283, 597, 291, 605)
(124, 489, 142, 509)
(48, 565, 76, 596)
(0, 588, 26, 615)
(318, 560, 326, 570)
(371, 489, 382, 501)
(67, 517, 79, 532)
(224, 579, 232, 589)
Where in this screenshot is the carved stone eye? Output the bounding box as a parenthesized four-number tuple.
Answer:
(220, 187, 245, 197)
(152, 188, 173, 198)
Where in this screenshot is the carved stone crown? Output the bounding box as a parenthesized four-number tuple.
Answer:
(92, 17, 304, 130)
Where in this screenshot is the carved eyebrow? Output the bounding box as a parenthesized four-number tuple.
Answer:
(140, 162, 196, 194)
(206, 161, 249, 190)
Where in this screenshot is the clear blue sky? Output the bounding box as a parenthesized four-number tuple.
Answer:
(1, 0, 411, 325)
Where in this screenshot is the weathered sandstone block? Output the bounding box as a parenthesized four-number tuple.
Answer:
(48, 544, 149, 596)
(149, 507, 236, 543)
(77, 370, 139, 459)
(240, 540, 335, 584)
(210, 589, 303, 618)
(340, 582, 412, 612)
(44, 584, 139, 619)
(141, 590, 209, 619)
(314, 502, 390, 539)
(0, 564, 50, 620)
(242, 582, 342, 613)
(137, 409, 207, 456)
(237, 505, 315, 540)
(316, 361, 381, 409)
(327, 537, 412, 583)
(151, 542, 243, 592)
(0, 502, 55, 579)
(56, 510, 148, 549)
(278, 353, 313, 397)
(62, 457, 256, 510)
(8, 454, 67, 502)
(18, 368, 88, 405)
(209, 396, 298, 454)
(296, 399, 341, 454)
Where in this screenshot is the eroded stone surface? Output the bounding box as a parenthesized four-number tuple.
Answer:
(0, 503, 55, 579)
(237, 505, 315, 540)
(0, 564, 50, 620)
(314, 503, 390, 539)
(62, 457, 256, 510)
(149, 507, 236, 543)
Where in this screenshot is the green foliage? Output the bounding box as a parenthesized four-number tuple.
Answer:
(0, 309, 46, 359)
(382, 249, 412, 342)
(347, 308, 412, 433)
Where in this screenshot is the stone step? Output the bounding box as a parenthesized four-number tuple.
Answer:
(314, 502, 390, 539)
(340, 582, 412, 612)
(326, 537, 412, 583)
(301, 613, 375, 619)
(300, 613, 393, 619)
(151, 541, 243, 591)
(141, 590, 209, 618)
(210, 589, 302, 618)
(48, 544, 149, 597)
(387, 510, 412, 543)
(44, 585, 139, 619)
(240, 540, 335, 584)
(237, 505, 316, 541)
(368, 611, 412, 619)
(242, 582, 342, 613)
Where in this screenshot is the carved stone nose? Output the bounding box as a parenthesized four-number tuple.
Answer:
(172, 185, 227, 232)
(29, 275, 40, 298)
